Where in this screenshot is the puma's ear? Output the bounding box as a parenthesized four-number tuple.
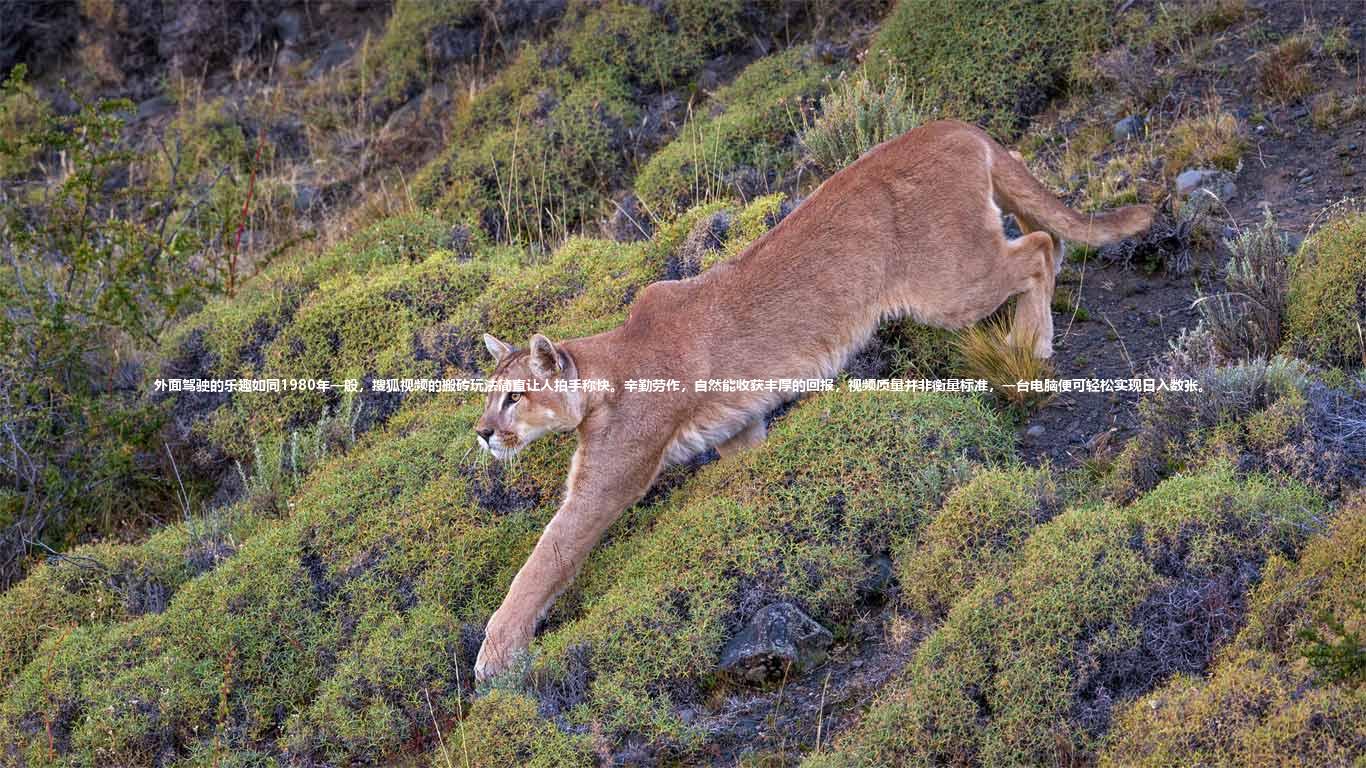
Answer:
(483, 333, 513, 363)
(528, 333, 562, 378)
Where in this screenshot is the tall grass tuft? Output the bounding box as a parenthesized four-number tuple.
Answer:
(800, 68, 933, 174)
(956, 317, 1055, 410)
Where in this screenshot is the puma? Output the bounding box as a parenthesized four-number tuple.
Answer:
(471, 119, 1153, 680)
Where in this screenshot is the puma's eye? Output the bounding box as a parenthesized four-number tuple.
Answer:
(505, 391, 522, 407)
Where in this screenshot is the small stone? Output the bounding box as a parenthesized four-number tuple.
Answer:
(1026, 424, 1046, 438)
(1174, 168, 1236, 206)
(276, 47, 303, 70)
(856, 555, 894, 602)
(448, 224, 474, 260)
(294, 185, 319, 213)
(719, 603, 833, 685)
(1113, 114, 1144, 142)
(310, 40, 354, 76)
(135, 96, 174, 122)
(275, 9, 303, 45)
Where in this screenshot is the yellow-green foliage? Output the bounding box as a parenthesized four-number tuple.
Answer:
(162, 211, 457, 379)
(898, 467, 1057, 618)
(0, 526, 194, 684)
(445, 690, 593, 767)
(530, 390, 1014, 745)
(0, 365, 1014, 764)
(367, 0, 479, 102)
(412, 0, 748, 242)
(1100, 499, 1365, 766)
(635, 46, 836, 215)
(866, 0, 1110, 136)
(0, 69, 52, 178)
(955, 316, 1055, 409)
(1284, 211, 1366, 370)
(809, 463, 1324, 767)
(1164, 105, 1246, 177)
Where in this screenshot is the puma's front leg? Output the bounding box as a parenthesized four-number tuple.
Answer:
(716, 417, 767, 458)
(474, 443, 661, 682)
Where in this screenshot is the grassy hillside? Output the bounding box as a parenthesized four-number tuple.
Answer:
(1, 0, 1364, 765)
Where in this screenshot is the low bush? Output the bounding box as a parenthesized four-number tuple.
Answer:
(1283, 207, 1366, 370)
(634, 46, 834, 215)
(865, 0, 1109, 136)
(1195, 210, 1292, 362)
(799, 67, 931, 174)
(1100, 496, 1365, 766)
(810, 463, 1324, 766)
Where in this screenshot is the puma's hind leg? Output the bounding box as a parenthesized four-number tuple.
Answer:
(1002, 230, 1057, 359)
(717, 417, 767, 458)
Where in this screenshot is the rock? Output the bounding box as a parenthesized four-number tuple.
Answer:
(449, 224, 474, 260)
(856, 555, 895, 602)
(276, 47, 304, 70)
(719, 603, 833, 684)
(294, 185, 320, 213)
(427, 24, 481, 66)
(310, 40, 354, 76)
(425, 82, 451, 108)
(1026, 424, 1046, 438)
(1113, 114, 1144, 142)
(1174, 168, 1237, 203)
(605, 193, 652, 243)
(135, 95, 174, 122)
(381, 96, 422, 139)
(275, 9, 303, 45)
(668, 211, 731, 279)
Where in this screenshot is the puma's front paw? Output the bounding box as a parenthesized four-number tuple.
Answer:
(474, 614, 532, 683)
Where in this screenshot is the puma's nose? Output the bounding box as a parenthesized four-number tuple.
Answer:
(476, 427, 494, 441)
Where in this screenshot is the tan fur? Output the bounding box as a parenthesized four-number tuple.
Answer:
(471, 120, 1152, 680)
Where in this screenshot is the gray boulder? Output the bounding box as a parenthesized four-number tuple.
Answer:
(719, 602, 833, 684)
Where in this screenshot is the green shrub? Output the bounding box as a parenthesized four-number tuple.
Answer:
(412, 0, 750, 244)
(445, 689, 593, 767)
(367, 0, 480, 103)
(0, 66, 234, 581)
(529, 389, 1013, 748)
(810, 463, 1324, 766)
(1100, 497, 1365, 767)
(800, 67, 932, 173)
(866, 0, 1109, 136)
(898, 467, 1057, 617)
(635, 46, 835, 215)
(1283, 209, 1366, 370)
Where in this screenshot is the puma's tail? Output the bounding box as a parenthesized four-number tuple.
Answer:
(990, 144, 1154, 246)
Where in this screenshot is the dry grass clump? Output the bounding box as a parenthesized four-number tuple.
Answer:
(955, 317, 1055, 410)
(1259, 33, 1315, 103)
(1164, 100, 1246, 177)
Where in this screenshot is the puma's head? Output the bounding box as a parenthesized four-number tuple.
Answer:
(474, 333, 583, 460)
